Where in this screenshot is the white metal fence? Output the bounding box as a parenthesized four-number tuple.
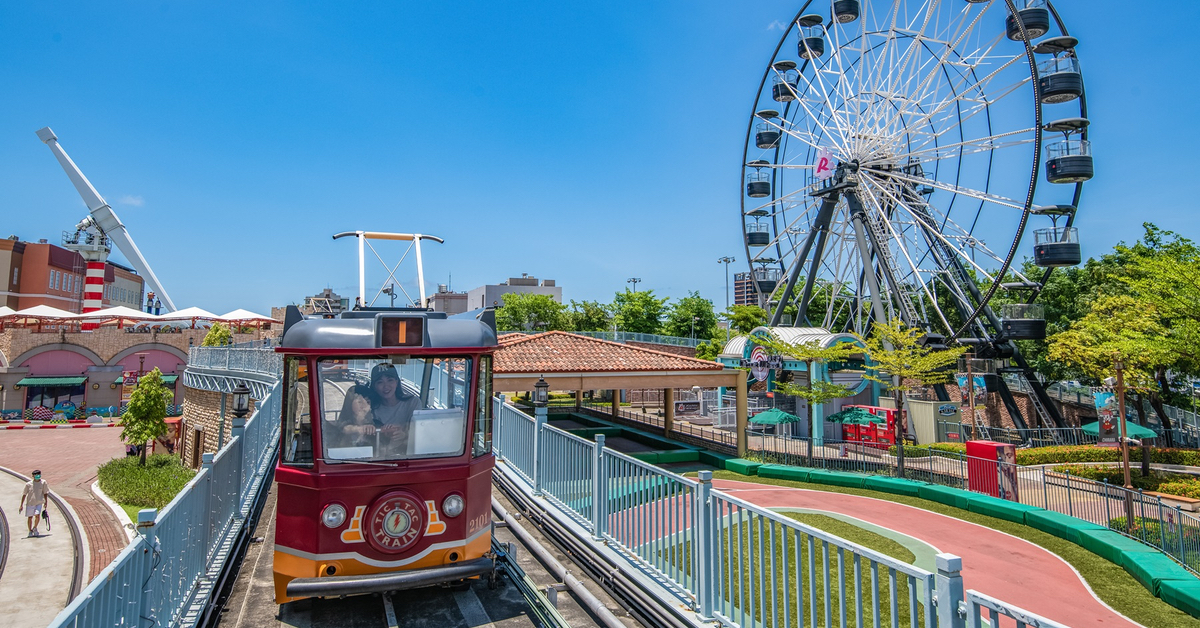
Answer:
(494, 398, 1069, 627)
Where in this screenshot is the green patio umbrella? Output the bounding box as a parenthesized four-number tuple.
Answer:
(826, 407, 885, 425)
(749, 408, 801, 425)
(1081, 419, 1158, 440)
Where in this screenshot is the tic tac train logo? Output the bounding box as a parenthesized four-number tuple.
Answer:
(340, 498, 447, 549)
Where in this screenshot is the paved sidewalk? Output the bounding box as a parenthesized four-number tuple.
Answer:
(0, 470, 74, 627)
(714, 478, 1142, 627)
(0, 429, 129, 581)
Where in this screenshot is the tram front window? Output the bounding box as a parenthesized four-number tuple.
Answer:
(317, 356, 471, 463)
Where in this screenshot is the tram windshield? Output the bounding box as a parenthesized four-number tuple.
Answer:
(317, 356, 471, 463)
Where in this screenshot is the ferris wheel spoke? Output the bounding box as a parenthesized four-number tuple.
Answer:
(858, 175, 1002, 284)
(885, 129, 1037, 164)
(790, 65, 855, 154)
(864, 166, 1025, 211)
(856, 187, 955, 331)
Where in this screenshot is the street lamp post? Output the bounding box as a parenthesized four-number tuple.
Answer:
(382, 284, 397, 308)
(717, 256, 735, 312)
(691, 316, 699, 341)
(627, 277, 641, 292)
(532, 376, 549, 495)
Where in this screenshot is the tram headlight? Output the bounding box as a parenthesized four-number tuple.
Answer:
(442, 494, 465, 518)
(322, 503, 347, 528)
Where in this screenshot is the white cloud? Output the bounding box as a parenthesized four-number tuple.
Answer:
(117, 195, 144, 207)
(767, 20, 787, 31)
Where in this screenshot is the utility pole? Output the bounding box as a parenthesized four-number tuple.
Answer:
(717, 256, 735, 312)
(627, 277, 641, 292)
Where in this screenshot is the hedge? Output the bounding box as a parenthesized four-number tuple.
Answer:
(97, 454, 196, 510)
(1015, 446, 1200, 467)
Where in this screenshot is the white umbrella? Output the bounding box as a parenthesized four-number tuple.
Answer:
(218, 308, 280, 323)
(12, 304, 75, 318)
(68, 305, 159, 321)
(0, 306, 14, 317)
(158, 306, 219, 320)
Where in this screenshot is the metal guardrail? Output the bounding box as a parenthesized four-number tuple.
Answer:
(751, 433, 1200, 576)
(494, 398, 1063, 627)
(578, 400, 738, 449)
(187, 346, 282, 374)
(50, 359, 282, 627)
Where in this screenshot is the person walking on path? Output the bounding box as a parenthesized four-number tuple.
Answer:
(19, 469, 49, 537)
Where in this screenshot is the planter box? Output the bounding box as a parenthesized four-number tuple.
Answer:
(1145, 491, 1200, 513)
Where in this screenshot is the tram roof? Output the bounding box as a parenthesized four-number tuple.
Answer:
(278, 307, 497, 351)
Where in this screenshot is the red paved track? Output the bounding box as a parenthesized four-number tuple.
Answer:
(0, 429, 129, 580)
(714, 479, 1142, 628)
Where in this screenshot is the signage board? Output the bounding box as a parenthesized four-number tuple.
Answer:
(1092, 387, 1120, 447)
(674, 400, 701, 416)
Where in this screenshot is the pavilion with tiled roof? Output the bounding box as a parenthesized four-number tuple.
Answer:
(494, 331, 749, 453)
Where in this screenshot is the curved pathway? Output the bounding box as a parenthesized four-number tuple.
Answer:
(713, 478, 1142, 628)
(0, 469, 74, 626)
(0, 429, 129, 581)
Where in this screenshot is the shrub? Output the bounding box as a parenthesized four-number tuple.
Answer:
(1156, 481, 1200, 500)
(1052, 464, 1200, 495)
(97, 454, 196, 510)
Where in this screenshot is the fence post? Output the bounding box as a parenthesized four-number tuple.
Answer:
(533, 407, 546, 496)
(1177, 505, 1186, 562)
(1158, 496, 1168, 551)
(935, 553, 966, 628)
(1065, 470, 1074, 517)
(136, 508, 159, 625)
(494, 395, 506, 458)
(695, 470, 714, 620)
(232, 416, 247, 500)
(201, 452, 216, 551)
(592, 434, 606, 539)
(1103, 480, 1112, 528)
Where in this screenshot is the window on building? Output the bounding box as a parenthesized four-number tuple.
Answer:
(11, 267, 17, 286)
(49, 270, 55, 290)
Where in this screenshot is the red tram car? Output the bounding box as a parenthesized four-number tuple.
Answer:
(272, 306, 498, 603)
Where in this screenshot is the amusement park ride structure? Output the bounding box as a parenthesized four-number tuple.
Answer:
(36, 127, 177, 320)
(739, 0, 1092, 432)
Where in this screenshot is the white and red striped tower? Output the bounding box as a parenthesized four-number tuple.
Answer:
(62, 219, 111, 330)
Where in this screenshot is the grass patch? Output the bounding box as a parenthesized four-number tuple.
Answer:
(700, 470, 1200, 628)
(97, 454, 196, 510)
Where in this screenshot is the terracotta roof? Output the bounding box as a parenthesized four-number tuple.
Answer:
(494, 331, 724, 374)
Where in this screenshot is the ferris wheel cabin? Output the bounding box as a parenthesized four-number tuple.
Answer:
(1001, 304, 1047, 341)
(1044, 118, 1093, 184)
(756, 110, 781, 149)
(771, 61, 799, 102)
(797, 15, 825, 60)
(833, 1, 861, 24)
(1035, 36, 1083, 104)
(1005, 0, 1050, 41)
(746, 160, 771, 198)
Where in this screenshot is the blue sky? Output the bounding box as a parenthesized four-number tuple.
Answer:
(0, 1, 1194, 315)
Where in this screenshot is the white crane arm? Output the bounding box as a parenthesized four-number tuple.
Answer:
(36, 127, 177, 312)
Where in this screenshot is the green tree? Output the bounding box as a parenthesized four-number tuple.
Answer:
(724, 304, 768, 334)
(662, 292, 718, 340)
(119, 368, 172, 465)
(201, 322, 232, 346)
(1048, 294, 1177, 452)
(494, 292, 568, 332)
(856, 319, 965, 478)
(756, 333, 862, 461)
(567, 300, 612, 332)
(611, 289, 668, 334)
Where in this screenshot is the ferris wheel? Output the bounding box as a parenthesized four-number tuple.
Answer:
(740, 0, 1090, 429)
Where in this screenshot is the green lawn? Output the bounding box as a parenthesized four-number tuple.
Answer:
(97, 454, 196, 515)
(701, 470, 1200, 628)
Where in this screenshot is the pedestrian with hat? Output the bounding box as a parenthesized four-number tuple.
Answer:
(19, 469, 49, 538)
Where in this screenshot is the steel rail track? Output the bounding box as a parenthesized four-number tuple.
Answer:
(492, 470, 692, 628)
